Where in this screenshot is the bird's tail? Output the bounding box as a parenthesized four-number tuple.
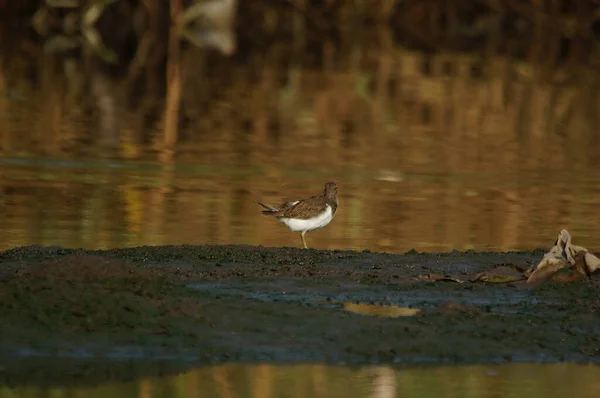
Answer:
(257, 201, 279, 215)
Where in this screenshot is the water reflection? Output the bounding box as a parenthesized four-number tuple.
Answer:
(1, 155, 599, 253)
(1, 3, 600, 253)
(2, 363, 600, 398)
(344, 303, 421, 318)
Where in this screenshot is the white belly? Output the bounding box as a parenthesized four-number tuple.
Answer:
(279, 205, 334, 232)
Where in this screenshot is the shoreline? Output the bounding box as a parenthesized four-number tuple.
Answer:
(1, 244, 598, 385)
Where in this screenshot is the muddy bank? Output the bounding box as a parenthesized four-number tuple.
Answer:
(0, 244, 598, 386)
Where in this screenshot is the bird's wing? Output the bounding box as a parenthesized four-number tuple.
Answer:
(277, 196, 327, 219)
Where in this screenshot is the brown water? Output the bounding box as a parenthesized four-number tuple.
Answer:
(3, 363, 599, 398)
(1, 3, 600, 254)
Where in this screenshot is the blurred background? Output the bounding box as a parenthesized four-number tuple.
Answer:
(0, 0, 599, 253)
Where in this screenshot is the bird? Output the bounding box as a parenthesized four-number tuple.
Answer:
(258, 182, 338, 249)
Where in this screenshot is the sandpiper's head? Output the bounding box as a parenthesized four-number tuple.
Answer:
(323, 182, 338, 198)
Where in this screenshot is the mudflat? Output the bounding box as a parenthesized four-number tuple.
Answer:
(0, 244, 598, 386)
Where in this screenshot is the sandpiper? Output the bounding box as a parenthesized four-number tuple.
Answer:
(258, 182, 338, 249)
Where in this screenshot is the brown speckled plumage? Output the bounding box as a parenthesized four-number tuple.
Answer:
(258, 182, 338, 248)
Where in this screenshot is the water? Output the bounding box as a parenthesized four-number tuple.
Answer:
(1, 2, 600, 254)
(343, 303, 421, 318)
(2, 363, 599, 397)
(1, 100, 599, 254)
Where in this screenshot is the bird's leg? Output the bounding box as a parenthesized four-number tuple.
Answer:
(301, 231, 308, 249)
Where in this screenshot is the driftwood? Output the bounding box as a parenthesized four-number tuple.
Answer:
(526, 229, 600, 284)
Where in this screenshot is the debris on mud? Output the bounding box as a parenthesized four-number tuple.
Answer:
(527, 230, 600, 284)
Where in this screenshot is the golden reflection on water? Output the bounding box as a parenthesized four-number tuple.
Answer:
(344, 303, 421, 318)
(3, 363, 600, 398)
(1, 13, 600, 254)
(0, 156, 599, 253)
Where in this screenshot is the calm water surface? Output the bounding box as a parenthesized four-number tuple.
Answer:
(3, 363, 600, 398)
(1, 2, 600, 253)
(1, 155, 599, 253)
